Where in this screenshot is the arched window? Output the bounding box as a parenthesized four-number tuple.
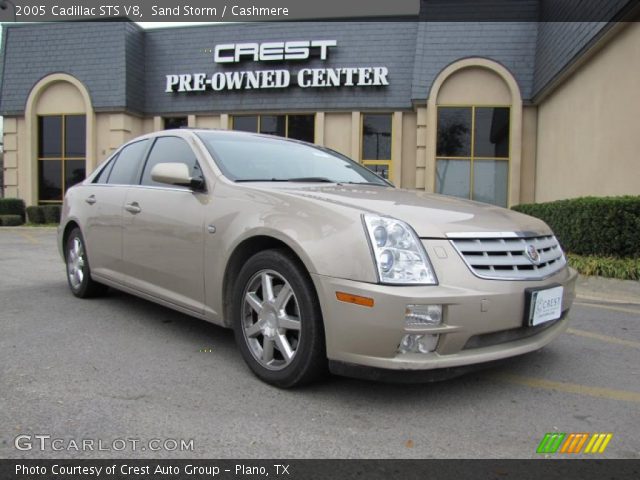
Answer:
(427, 59, 523, 207)
(26, 74, 95, 206)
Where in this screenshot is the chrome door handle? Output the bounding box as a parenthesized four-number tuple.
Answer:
(124, 202, 141, 214)
(85, 195, 96, 205)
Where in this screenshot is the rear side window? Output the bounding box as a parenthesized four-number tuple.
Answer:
(107, 140, 149, 185)
(141, 136, 202, 187)
(93, 155, 118, 184)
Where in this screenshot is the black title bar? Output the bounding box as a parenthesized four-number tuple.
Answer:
(2, 459, 640, 480)
(0, 0, 639, 23)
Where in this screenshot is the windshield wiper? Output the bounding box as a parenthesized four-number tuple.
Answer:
(285, 177, 336, 183)
(235, 178, 289, 182)
(235, 178, 387, 186)
(235, 177, 337, 183)
(343, 181, 389, 187)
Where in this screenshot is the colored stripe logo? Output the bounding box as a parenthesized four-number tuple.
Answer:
(537, 433, 612, 454)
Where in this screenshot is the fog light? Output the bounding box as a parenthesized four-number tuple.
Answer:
(405, 304, 442, 327)
(399, 334, 416, 353)
(417, 334, 439, 353)
(398, 334, 439, 354)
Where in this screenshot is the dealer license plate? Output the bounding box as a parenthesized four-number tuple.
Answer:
(528, 286, 564, 326)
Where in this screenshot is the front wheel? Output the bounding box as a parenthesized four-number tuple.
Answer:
(65, 227, 108, 298)
(232, 249, 326, 388)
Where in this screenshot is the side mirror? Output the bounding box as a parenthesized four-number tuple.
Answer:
(150, 162, 205, 191)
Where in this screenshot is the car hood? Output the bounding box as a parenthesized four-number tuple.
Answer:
(255, 184, 551, 238)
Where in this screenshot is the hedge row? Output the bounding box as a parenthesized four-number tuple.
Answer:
(567, 253, 640, 281)
(0, 198, 26, 226)
(0, 198, 25, 219)
(0, 214, 24, 226)
(512, 196, 640, 258)
(0, 199, 62, 225)
(26, 205, 61, 224)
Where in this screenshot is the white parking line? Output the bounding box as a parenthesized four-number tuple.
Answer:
(567, 328, 640, 349)
(492, 373, 640, 403)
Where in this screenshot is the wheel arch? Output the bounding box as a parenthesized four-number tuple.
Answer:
(222, 235, 319, 329)
(61, 220, 81, 257)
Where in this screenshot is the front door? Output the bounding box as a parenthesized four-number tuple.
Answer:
(121, 136, 208, 314)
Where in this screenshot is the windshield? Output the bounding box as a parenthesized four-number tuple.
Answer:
(196, 132, 391, 186)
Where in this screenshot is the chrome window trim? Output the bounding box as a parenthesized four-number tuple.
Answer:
(82, 183, 199, 193)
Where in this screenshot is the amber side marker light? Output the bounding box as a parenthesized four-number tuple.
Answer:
(336, 291, 375, 308)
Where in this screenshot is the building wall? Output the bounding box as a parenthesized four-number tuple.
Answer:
(533, 0, 633, 96)
(400, 112, 417, 189)
(535, 22, 640, 202)
(520, 106, 538, 204)
(436, 67, 511, 104)
(2, 117, 19, 199)
(324, 113, 353, 158)
(95, 113, 147, 164)
(195, 115, 223, 129)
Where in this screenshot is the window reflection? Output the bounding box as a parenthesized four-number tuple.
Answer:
(474, 107, 509, 158)
(437, 108, 471, 157)
(232, 114, 315, 142)
(38, 115, 86, 203)
(363, 114, 392, 160)
(163, 117, 188, 130)
(436, 106, 510, 207)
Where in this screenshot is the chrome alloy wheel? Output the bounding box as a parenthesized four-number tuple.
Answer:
(241, 269, 302, 370)
(67, 236, 86, 290)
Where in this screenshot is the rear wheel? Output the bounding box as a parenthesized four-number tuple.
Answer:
(232, 249, 326, 388)
(65, 227, 108, 298)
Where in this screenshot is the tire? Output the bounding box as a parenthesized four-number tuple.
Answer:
(65, 227, 108, 298)
(232, 249, 327, 388)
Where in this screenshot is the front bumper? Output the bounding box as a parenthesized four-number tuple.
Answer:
(310, 261, 577, 378)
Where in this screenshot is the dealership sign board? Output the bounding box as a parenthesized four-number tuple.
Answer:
(165, 40, 389, 93)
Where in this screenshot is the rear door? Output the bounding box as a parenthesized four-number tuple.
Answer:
(84, 139, 150, 280)
(121, 135, 208, 314)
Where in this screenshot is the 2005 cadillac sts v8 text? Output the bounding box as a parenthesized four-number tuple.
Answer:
(58, 130, 577, 387)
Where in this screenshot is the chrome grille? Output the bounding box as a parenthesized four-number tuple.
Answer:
(449, 234, 566, 280)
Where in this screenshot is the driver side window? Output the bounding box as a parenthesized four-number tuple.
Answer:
(140, 136, 203, 188)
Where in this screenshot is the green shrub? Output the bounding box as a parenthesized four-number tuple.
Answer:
(512, 196, 640, 257)
(41, 205, 62, 224)
(567, 254, 640, 281)
(0, 198, 26, 219)
(26, 206, 46, 224)
(0, 214, 24, 226)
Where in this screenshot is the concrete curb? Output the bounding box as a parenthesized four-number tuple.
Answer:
(575, 275, 640, 305)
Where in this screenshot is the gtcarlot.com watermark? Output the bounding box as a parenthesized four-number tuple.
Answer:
(14, 434, 194, 452)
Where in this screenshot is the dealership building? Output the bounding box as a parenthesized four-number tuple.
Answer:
(1, 1, 639, 207)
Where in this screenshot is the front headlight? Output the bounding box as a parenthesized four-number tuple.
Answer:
(363, 214, 438, 285)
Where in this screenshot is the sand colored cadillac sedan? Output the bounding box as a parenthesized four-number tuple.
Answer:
(59, 129, 577, 387)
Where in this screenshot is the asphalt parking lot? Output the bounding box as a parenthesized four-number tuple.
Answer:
(1, 228, 638, 459)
